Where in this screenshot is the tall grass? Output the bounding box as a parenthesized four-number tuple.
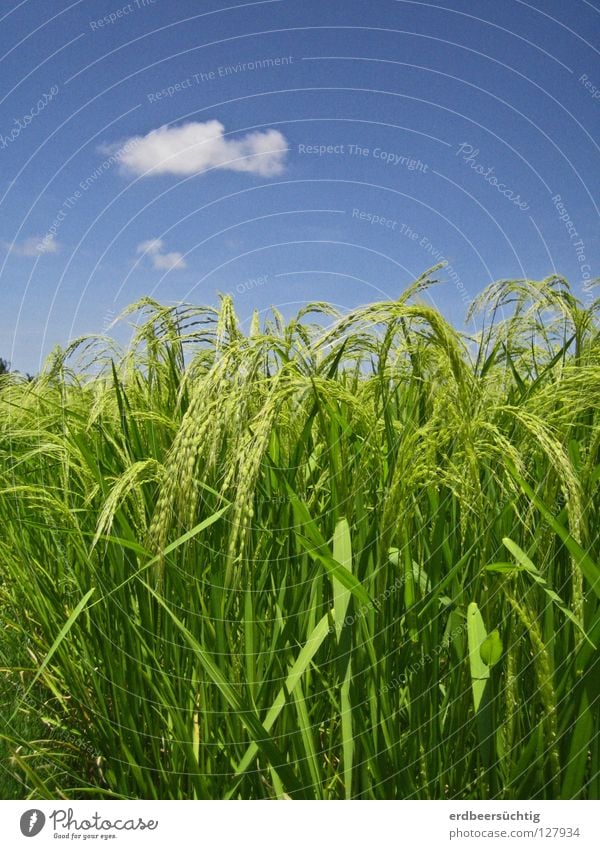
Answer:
(0, 268, 599, 799)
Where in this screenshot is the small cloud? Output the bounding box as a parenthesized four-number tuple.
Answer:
(151, 252, 186, 270)
(2, 234, 60, 257)
(137, 238, 164, 255)
(136, 238, 186, 271)
(112, 120, 287, 178)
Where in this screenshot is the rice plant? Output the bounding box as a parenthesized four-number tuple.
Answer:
(0, 268, 598, 799)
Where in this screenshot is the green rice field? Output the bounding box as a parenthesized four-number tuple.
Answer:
(1, 267, 599, 799)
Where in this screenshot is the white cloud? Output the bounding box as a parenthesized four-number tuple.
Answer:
(137, 238, 164, 255)
(2, 233, 60, 257)
(152, 251, 187, 271)
(114, 120, 287, 178)
(136, 238, 186, 271)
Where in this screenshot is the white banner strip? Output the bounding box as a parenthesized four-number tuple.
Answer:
(0, 800, 599, 848)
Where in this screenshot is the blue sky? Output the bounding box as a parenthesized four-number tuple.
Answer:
(1, 0, 598, 372)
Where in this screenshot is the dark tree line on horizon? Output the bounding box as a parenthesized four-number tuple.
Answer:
(0, 358, 34, 381)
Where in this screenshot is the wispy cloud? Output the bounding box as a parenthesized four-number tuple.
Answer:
(113, 120, 287, 178)
(2, 233, 60, 257)
(136, 238, 186, 271)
